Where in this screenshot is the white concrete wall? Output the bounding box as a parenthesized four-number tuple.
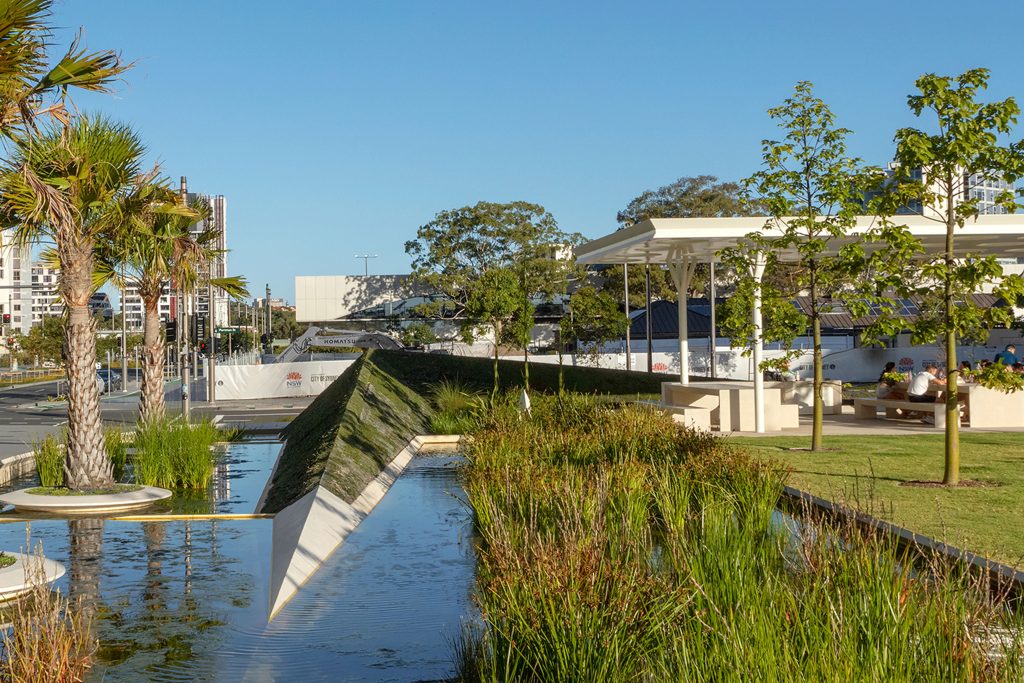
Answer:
(503, 344, 1012, 383)
(295, 275, 419, 322)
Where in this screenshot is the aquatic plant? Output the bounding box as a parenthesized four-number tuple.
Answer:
(32, 433, 64, 489)
(132, 418, 221, 489)
(103, 425, 128, 481)
(0, 545, 96, 682)
(457, 393, 1024, 681)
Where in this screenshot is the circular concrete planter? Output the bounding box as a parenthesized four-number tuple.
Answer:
(0, 553, 66, 602)
(0, 486, 172, 514)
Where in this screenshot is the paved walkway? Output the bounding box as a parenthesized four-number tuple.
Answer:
(731, 404, 1024, 437)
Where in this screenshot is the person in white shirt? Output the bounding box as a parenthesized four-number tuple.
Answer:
(908, 365, 942, 402)
(908, 364, 945, 423)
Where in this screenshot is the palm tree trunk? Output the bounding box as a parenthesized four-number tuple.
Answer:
(69, 518, 104, 620)
(62, 244, 112, 490)
(139, 295, 166, 424)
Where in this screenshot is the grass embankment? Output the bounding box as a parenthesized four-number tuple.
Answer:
(263, 350, 667, 514)
(456, 395, 1023, 681)
(735, 433, 1024, 566)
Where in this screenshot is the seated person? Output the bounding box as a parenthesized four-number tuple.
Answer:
(959, 360, 973, 382)
(995, 345, 1019, 366)
(876, 362, 906, 400)
(908, 364, 944, 422)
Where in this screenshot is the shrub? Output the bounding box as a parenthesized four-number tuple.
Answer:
(32, 434, 63, 488)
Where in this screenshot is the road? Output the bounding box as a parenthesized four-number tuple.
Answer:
(0, 380, 68, 458)
(0, 377, 311, 458)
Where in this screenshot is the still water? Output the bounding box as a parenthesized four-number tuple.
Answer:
(0, 453, 476, 682)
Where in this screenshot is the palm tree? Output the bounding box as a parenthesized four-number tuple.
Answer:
(99, 190, 248, 423)
(0, 115, 145, 489)
(0, 0, 129, 138)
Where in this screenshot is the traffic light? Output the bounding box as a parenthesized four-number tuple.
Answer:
(1, 313, 9, 324)
(165, 320, 177, 343)
(199, 340, 209, 356)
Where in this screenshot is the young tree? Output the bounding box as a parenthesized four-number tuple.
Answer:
(0, 116, 144, 489)
(864, 69, 1024, 485)
(562, 285, 628, 374)
(406, 201, 579, 392)
(744, 81, 871, 450)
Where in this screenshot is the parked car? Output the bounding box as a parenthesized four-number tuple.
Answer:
(96, 373, 108, 393)
(97, 369, 121, 390)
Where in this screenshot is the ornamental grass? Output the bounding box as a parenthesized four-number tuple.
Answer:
(458, 392, 1024, 681)
(131, 418, 220, 489)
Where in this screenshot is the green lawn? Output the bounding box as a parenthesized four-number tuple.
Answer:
(732, 432, 1024, 566)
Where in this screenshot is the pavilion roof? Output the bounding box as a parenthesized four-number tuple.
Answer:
(575, 214, 1024, 264)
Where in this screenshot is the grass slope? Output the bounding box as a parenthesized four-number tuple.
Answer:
(262, 349, 681, 515)
(261, 353, 433, 513)
(735, 432, 1024, 565)
(369, 349, 673, 396)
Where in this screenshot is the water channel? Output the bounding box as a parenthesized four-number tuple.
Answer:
(0, 444, 477, 681)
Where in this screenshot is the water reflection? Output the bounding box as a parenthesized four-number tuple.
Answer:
(0, 454, 475, 682)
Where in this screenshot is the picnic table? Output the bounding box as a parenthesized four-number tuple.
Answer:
(661, 381, 800, 432)
(855, 380, 1024, 428)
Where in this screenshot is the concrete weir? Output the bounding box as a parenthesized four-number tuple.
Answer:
(257, 352, 441, 619)
(267, 434, 460, 619)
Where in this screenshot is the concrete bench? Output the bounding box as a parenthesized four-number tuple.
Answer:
(654, 404, 713, 431)
(853, 398, 945, 429)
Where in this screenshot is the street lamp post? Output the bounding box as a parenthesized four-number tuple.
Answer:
(354, 254, 378, 277)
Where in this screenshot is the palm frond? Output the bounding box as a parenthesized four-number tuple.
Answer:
(36, 33, 130, 95)
(209, 275, 249, 300)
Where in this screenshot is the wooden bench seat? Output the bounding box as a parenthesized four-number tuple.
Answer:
(853, 398, 945, 428)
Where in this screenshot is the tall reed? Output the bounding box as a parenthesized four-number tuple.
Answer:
(457, 392, 1024, 681)
(131, 418, 220, 489)
(0, 544, 96, 682)
(32, 434, 63, 488)
(103, 425, 128, 481)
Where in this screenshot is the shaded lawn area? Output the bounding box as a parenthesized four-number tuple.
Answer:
(732, 432, 1024, 566)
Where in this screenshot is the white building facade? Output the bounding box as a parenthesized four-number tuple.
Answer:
(0, 231, 32, 335)
(30, 261, 61, 323)
(120, 190, 229, 331)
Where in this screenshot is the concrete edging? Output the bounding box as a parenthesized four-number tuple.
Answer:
(0, 485, 172, 514)
(267, 434, 462, 619)
(0, 450, 38, 488)
(779, 485, 1024, 600)
(0, 552, 66, 601)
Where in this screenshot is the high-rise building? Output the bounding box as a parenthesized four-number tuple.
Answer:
(189, 192, 229, 328)
(869, 163, 1015, 218)
(122, 283, 173, 331)
(0, 231, 32, 335)
(120, 185, 229, 331)
(31, 261, 61, 323)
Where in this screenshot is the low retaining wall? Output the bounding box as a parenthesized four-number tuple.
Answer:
(0, 450, 35, 487)
(779, 486, 1024, 602)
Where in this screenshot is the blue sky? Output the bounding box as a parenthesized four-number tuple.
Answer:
(57, 1, 1024, 304)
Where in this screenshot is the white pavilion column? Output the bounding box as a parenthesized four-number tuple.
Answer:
(750, 252, 767, 433)
(667, 251, 696, 385)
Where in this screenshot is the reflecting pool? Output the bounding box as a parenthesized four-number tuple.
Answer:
(0, 453, 476, 681)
